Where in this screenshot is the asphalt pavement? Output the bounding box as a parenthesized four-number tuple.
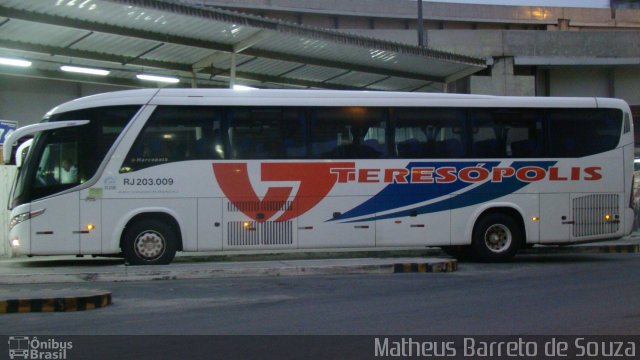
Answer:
(0, 232, 638, 285)
(0, 232, 638, 313)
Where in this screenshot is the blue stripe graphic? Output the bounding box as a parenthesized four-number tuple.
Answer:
(330, 161, 556, 223)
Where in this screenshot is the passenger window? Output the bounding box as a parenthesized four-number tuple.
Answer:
(227, 108, 304, 159)
(121, 106, 221, 173)
(471, 110, 543, 158)
(548, 109, 622, 157)
(393, 108, 465, 158)
(310, 107, 387, 159)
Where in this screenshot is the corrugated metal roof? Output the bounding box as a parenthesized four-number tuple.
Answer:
(0, 0, 486, 91)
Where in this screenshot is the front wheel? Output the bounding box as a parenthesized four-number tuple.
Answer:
(471, 213, 522, 262)
(122, 219, 177, 265)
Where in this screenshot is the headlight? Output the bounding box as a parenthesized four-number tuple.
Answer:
(9, 208, 45, 230)
(9, 212, 30, 230)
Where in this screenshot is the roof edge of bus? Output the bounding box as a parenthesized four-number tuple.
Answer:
(152, 88, 499, 99)
(43, 89, 159, 118)
(148, 89, 606, 105)
(595, 97, 631, 111)
(148, 89, 601, 108)
(43, 89, 633, 117)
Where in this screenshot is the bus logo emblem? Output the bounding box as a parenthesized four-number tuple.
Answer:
(213, 162, 355, 222)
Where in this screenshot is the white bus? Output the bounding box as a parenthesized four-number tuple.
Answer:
(3, 89, 635, 264)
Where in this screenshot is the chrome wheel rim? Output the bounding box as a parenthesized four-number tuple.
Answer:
(484, 224, 512, 253)
(134, 230, 166, 260)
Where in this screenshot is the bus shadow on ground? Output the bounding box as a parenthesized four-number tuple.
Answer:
(16, 258, 125, 267)
(510, 254, 617, 263)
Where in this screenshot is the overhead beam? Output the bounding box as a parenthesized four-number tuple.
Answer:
(192, 52, 229, 72)
(0, 5, 445, 82)
(203, 66, 362, 90)
(0, 6, 233, 53)
(106, 0, 485, 66)
(233, 29, 272, 53)
(0, 40, 363, 90)
(0, 67, 176, 89)
(0, 38, 192, 72)
(444, 65, 489, 83)
(246, 48, 444, 82)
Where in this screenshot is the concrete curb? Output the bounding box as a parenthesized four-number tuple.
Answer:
(393, 260, 457, 273)
(0, 289, 111, 313)
(0, 258, 457, 284)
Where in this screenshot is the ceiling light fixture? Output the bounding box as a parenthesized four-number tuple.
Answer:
(0, 57, 32, 67)
(136, 74, 180, 84)
(60, 65, 110, 76)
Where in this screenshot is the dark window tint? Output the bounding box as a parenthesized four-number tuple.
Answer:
(623, 112, 631, 134)
(471, 109, 543, 158)
(121, 106, 222, 173)
(227, 108, 304, 159)
(393, 108, 465, 158)
(548, 109, 622, 157)
(310, 107, 387, 159)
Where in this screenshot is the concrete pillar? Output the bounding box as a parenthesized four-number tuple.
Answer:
(470, 57, 535, 96)
(558, 18, 571, 31)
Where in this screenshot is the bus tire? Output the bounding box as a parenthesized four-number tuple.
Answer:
(122, 219, 177, 265)
(471, 212, 522, 262)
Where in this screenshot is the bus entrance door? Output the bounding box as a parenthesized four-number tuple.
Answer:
(79, 187, 102, 254)
(29, 192, 80, 254)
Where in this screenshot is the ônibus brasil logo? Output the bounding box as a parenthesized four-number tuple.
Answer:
(212, 162, 601, 223)
(8, 336, 72, 360)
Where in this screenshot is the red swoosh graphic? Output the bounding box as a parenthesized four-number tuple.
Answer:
(213, 162, 355, 222)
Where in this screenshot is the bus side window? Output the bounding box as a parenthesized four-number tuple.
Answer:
(310, 107, 387, 159)
(309, 108, 346, 159)
(227, 107, 303, 160)
(120, 106, 220, 173)
(471, 110, 505, 158)
(227, 107, 298, 160)
(472, 109, 543, 158)
(393, 107, 464, 158)
(548, 109, 622, 157)
(282, 112, 307, 158)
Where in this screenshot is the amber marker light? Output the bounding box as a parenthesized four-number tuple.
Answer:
(531, 216, 539, 222)
(604, 214, 612, 222)
(86, 224, 96, 231)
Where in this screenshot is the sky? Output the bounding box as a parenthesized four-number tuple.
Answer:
(423, 0, 610, 7)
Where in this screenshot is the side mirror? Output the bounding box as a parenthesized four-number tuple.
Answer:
(15, 138, 32, 168)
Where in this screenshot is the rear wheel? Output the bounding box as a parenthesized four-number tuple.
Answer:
(122, 219, 177, 265)
(471, 213, 522, 262)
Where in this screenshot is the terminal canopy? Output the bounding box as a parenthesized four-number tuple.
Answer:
(0, 0, 486, 91)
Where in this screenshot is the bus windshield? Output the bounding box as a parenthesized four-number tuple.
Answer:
(10, 105, 141, 209)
